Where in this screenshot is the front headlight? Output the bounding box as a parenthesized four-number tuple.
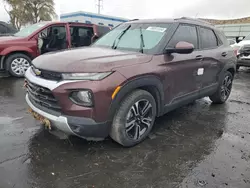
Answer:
(62, 72, 112, 80)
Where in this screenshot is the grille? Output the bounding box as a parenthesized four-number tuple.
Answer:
(31, 66, 62, 81)
(40, 70, 62, 81)
(26, 80, 61, 112)
(240, 45, 250, 55)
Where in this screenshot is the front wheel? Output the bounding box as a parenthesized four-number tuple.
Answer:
(110, 90, 157, 147)
(6, 53, 31, 77)
(209, 71, 233, 104)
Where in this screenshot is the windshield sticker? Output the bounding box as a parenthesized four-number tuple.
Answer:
(146, 27, 166, 32)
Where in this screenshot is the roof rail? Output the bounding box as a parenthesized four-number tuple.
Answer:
(176, 17, 213, 25)
(129, 19, 139, 22)
(68, 21, 93, 25)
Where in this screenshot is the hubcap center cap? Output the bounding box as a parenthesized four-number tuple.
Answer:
(136, 116, 142, 123)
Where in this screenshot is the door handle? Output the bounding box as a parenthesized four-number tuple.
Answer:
(195, 55, 203, 61)
(221, 52, 228, 57)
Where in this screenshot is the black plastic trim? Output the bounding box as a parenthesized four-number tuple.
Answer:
(66, 115, 110, 138)
(163, 84, 218, 114)
(108, 75, 165, 121)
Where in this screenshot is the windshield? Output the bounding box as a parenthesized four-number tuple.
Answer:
(14, 23, 48, 37)
(93, 23, 171, 54)
(243, 34, 250, 41)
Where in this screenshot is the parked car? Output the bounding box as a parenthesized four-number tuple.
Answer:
(234, 34, 250, 70)
(0, 21, 17, 36)
(0, 21, 110, 77)
(25, 17, 236, 147)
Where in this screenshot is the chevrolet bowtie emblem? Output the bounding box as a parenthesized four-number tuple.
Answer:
(34, 68, 41, 76)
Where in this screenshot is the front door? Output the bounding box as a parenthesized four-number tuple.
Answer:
(38, 24, 68, 54)
(163, 24, 203, 105)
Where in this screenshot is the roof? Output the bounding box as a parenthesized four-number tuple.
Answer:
(126, 17, 216, 29)
(38, 21, 97, 27)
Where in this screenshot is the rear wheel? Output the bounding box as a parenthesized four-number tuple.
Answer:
(6, 53, 31, 77)
(209, 71, 233, 104)
(110, 90, 156, 147)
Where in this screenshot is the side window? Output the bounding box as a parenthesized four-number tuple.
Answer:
(0, 24, 7, 34)
(96, 26, 111, 37)
(70, 26, 94, 47)
(38, 25, 67, 54)
(168, 24, 198, 49)
(200, 27, 218, 49)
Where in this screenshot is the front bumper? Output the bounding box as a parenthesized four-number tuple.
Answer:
(26, 94, 110, 140)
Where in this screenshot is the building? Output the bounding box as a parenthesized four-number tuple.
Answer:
(60, 11, 129, 28)
(201, 17, 250, 42)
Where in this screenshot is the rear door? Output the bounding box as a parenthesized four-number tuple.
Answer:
(69, 24, 94, 47)
(164, 24, 203, 104)
(198, 26, 221, 89)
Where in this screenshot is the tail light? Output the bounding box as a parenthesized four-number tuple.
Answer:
(234, 49, 238, 56)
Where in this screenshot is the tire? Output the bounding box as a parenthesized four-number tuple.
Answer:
(209, 71, 233, 104)
(6, 53, 31, 77)
(110, 90, 157, 147)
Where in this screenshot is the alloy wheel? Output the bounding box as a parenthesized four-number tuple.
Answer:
(11, 58, 30, 76)
(221, 75, 232, 100)
(125, 99, 153, 140)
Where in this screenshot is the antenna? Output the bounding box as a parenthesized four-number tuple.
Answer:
(97, 0, 103, 14)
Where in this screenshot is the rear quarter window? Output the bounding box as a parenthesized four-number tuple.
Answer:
(215, 30, 229, 46)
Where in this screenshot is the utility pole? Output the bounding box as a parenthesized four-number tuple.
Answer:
(97, 0, 103, 14)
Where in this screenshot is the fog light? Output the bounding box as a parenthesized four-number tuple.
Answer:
(70, 90, 93, 106)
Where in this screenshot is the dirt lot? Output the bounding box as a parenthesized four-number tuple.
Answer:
(0, 69, 250, 188)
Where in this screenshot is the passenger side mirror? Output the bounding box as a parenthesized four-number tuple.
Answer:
(165, 41, 194, 54)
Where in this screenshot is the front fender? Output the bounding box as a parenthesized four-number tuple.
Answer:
(0, 46, 34, 56)
(108, 75, 165, 121)
(0, 46, 35, 69)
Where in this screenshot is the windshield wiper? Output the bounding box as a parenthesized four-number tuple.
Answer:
(112, 25, 131, 49)
(139, 27, 145, 53)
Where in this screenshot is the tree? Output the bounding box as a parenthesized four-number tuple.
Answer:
(3, 0, 56, 30)
(25, 0, 56, 24)
(3, 0, 26, 29)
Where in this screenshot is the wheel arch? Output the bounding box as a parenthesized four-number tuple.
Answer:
(227, 67, 235, 77)
(2, 51, 33, 70)
(219, 63, 236, 81)
(108, 75, 165, 121)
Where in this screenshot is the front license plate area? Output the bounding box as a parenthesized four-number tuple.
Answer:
(28, 108, 52, 130)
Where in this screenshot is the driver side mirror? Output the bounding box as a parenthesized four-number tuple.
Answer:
(165, 41, 194, 54)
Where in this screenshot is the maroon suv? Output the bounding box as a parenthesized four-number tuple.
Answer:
(25, 18, 236, 147)
(0, 21, 110, 77)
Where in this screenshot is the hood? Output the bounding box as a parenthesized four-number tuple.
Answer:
(0, 36, 24, 42)
(236, 40, 250, 47)
(32, 47, 153, 73)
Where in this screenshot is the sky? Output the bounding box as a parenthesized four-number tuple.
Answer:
(0, 0, 249, 22)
